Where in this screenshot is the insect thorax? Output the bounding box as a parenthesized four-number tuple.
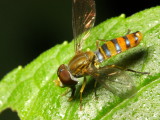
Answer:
(68, 51, 95, 77)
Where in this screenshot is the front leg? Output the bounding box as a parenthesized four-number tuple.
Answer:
(79, 76, 87, 110)
(94, 79, 98, 100)
(68, 86, 76, 101)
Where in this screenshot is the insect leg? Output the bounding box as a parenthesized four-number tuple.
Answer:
(126, 29, 131, 35)
(80, 76, 87, 110)
(94, 79, 98, 99)
(68, 86, 76, 102)
(96, 39, 108, 49)
(107, 65, 150, 75)
(61, 88, 70, 96)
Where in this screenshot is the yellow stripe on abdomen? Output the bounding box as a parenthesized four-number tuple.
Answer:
(95, 31, 143, 63)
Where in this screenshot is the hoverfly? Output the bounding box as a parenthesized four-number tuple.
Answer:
(55, 0, 149, 110)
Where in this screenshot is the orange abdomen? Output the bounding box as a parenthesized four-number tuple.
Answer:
(95, 31, 142, 62)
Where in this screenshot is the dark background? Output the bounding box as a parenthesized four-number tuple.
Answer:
(0, 0, 159, 119)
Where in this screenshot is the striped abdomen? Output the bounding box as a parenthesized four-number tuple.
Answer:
(95, 31, 142, 62)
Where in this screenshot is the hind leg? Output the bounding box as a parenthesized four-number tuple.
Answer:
(106, 65, 149, 75)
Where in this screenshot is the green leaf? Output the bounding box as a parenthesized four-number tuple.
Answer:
(1, 6, 160, 120)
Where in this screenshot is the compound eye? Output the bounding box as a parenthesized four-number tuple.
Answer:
(57, 64, 77, 86)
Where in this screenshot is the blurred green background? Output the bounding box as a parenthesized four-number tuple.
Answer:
(0, 0, 159, 119)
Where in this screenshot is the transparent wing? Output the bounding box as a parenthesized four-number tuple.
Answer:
(72, 0, 96, 53)
(94, 67, 136, 98)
